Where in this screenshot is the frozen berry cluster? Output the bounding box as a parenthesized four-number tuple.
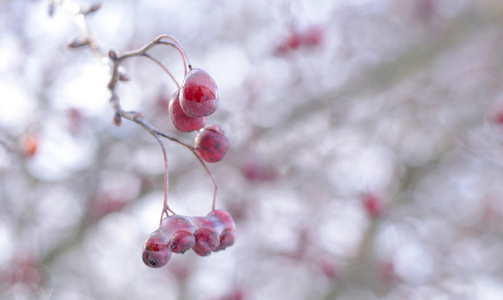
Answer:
(142, 210, 236, 268)
(168, 67, 230, 163)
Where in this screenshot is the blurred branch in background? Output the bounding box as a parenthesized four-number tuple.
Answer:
(1, 0, 503, 300)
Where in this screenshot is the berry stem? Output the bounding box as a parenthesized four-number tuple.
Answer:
(149, 131, 176, 223)
(48, 0, 108, 71)
(54, 1, 219, 218)
(142, 53, 180, 89)
(109, 54, 219, 213)
(155, 34, 192, 76)
(156, 132, 219, 211)
(192, 149, 219, 211)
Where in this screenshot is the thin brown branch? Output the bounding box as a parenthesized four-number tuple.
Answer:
(142, 53, 180, 89)
(107, 39, 220, 213)
(49, 0, 221, 217)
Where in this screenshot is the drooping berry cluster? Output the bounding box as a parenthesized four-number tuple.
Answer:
(104, 35, 235, 268)
(142, 210, 236, 268)
(168, 67, 230, 163)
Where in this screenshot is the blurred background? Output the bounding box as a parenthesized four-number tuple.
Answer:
(1, 0, 503, 299)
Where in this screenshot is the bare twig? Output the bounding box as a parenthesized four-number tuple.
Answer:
(143, 53, 180, 89)
(107, 36, 219, 214)
(49, 0, 220, 216)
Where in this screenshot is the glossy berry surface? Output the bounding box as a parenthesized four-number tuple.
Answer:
(195, 125, 229, 163)
(207, 210, 237, 251)
(160, 215, 197, 253)
(208, 209, 233, 222)
(192, 216, 220, 256)
(193, 227, 220, 256)
(168, 89, 207, 132)
(170, 231, 196, 254)
(142, 230, 172, 268)
(160, 215, 197, 235)
(213, 228, 236, 252)
(180, 68, 219, 118)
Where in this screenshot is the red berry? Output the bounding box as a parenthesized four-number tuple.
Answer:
(170, 231, 196, 254)
(192, 217, 220, 256)
(193, 228, 220, 256)
(142, 230, 172, 268)
(179, 68, 219, 118)
(286, 33, 302, 50)
(241, 155, 277, 182)
(363, 194, 384, 218)
(160, 215, 197, 254)
(169, 89, 208, 132)
(207, 209, 235, 229)
(195, 125, 230, 163)
(302, 26, 324, 47)
(494, 108, 503, 125)
(320, 257, 338, 278)
(214, 228, 236, 252)
(379, 259, 398, 284)
(276, 32, 303, 54)
(21, 134, 39, 157)
(275, 26, 324, 55)
(160, 215, 197, 234)
(206, 210, 237, 251)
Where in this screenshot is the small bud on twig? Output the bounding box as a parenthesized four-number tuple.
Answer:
(68, 38, 88, 49)
(113, 113, 122, 127)
(108, 50, 119, 60)
(119, 70, 131, 82)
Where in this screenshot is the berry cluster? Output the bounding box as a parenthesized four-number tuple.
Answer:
(142, 209, 236, 268)
(104, 35, 235, 268)
(168, 67, 229, 163)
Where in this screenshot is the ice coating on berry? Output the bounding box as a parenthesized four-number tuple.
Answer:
(207, 209, 235, 226)
(207, 210, 237, 251)
(193, 228, 220, 256)
(168, 89, 208, 132)
(192, 216, 220, 256)
(195, 125, 229, 163)
(213, 228, 236, 251)
(170, 231, 196, 254)
(179, 68, 219, 118)
(146, 212, 236, 260)
(142, 230, 172, 268)
(160, 215, 197, 236)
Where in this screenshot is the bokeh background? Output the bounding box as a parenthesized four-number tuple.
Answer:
(2, 0, 503, 299)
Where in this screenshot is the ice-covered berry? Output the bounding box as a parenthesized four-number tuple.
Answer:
(142, 229, 172, 268)
(179, 68, 219, 118)
(192, 216, 220, 256)
(195, 125, 229, 163)
(169, 89, 208, 132)
(160, 215, 197, 254)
